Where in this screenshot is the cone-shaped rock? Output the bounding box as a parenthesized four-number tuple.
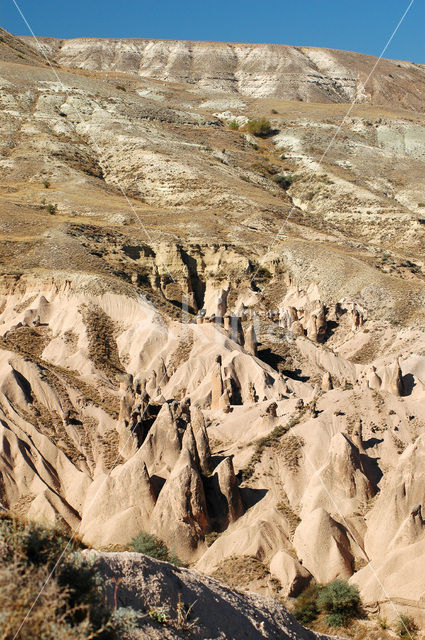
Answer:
(215, 456, 243, 525)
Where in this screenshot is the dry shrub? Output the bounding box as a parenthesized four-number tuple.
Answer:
(0, 514, 138, 639)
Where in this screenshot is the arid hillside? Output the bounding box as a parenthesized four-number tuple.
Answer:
(1, 26, 425, 639)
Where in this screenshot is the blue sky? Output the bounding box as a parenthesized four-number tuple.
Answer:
(2, 0, 423, 62)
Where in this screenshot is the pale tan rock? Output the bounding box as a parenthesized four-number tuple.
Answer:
(306, 315, 319, 342)
(265, 402, 278, 418)
(149, 447, 209, 562)
(269, 550, 312, 597)
(321, 371, 333, 391)
(290, 320, 305, 338)
(79, 455, 156, 547)
(219, 389, 231, 412)
(244, 323, 258, 356)
(210, 356, 223, 409)
(367, 365, 382, 390)
(293, 508, 354, 583)
(381, 359, 405, 396)
(139, 402, 181, 475)
(216, 288, 228, 318)
(158, 357, 169, 386)
(190, 405, 212, 475)
(215, 456, 243, 525)
(351, 308, 363, 331)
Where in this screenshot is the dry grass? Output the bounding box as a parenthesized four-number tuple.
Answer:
(97, 428, 124, 471)
(169, 334, 194, 370)
(277, 435, 305, 471)
(311, 615, 407, 639)
(211, 555, 280, 594)
(64, 329, 79, 352)
(277, 494, 301, 538)
(80, 304, 124, 377)
(0, 513, 138, 639)
(241, 410, 306, 481)
(2, 325, 51, 358)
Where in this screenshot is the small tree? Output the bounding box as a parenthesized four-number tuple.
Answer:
(246, 118, 272, 137)
(317, 580, 361, 627)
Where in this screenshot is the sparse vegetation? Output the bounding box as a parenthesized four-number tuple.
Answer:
(80, 304, 124, 376)
(279, 434, 305, 470)
(272, 172, 300, 190)
(276, 494, 301, 538)
(241, 410, 306, 481)
(211, 555, 274, 591)
(42, 179, 50, 188)
(148, 594, 198, 631)
(255, 266, 273, 281)
(397, 614, 418, 637)
(205, 531, 220, 546)
(45, 203, 57, 214)
(246, 117, 272, 137)
(228, 119, 239, 130)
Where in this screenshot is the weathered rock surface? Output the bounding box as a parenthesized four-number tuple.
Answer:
(82, 550, 339, 639)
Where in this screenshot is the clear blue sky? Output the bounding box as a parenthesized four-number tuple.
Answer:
(2, 0, 423, 62)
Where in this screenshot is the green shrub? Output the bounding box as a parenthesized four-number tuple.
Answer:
(271, 108, 278, 114)
(129, 532, 169, 560)
(246, 118, 272, 137)
(272, 173, 294, 190)
(317, 580, 361, 627)
(42, 180, 50, 188)
(397, 614, 418, 637)
(293, 598, 319, 624)
(128, 531, 183, 566)
(45, 203, 57, 214)
(228, 119, 239, 130)
(293, 585, 320, 624)
(324, 612, 348, 627)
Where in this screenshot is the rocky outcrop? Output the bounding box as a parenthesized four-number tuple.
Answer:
(294, 508, 354, 583)
(82, 549, 337, 639)
(244, 323, 258, 356)
(210, 356, 224, 410)
(214, 457, 244, 526)
(27, 33, 425, 111)
(270, 550, 312, 598)
(150, 446, 210, 562)
(381, 360, 405, 396)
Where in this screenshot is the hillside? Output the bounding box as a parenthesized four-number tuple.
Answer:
(1, 26, 425, 638)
